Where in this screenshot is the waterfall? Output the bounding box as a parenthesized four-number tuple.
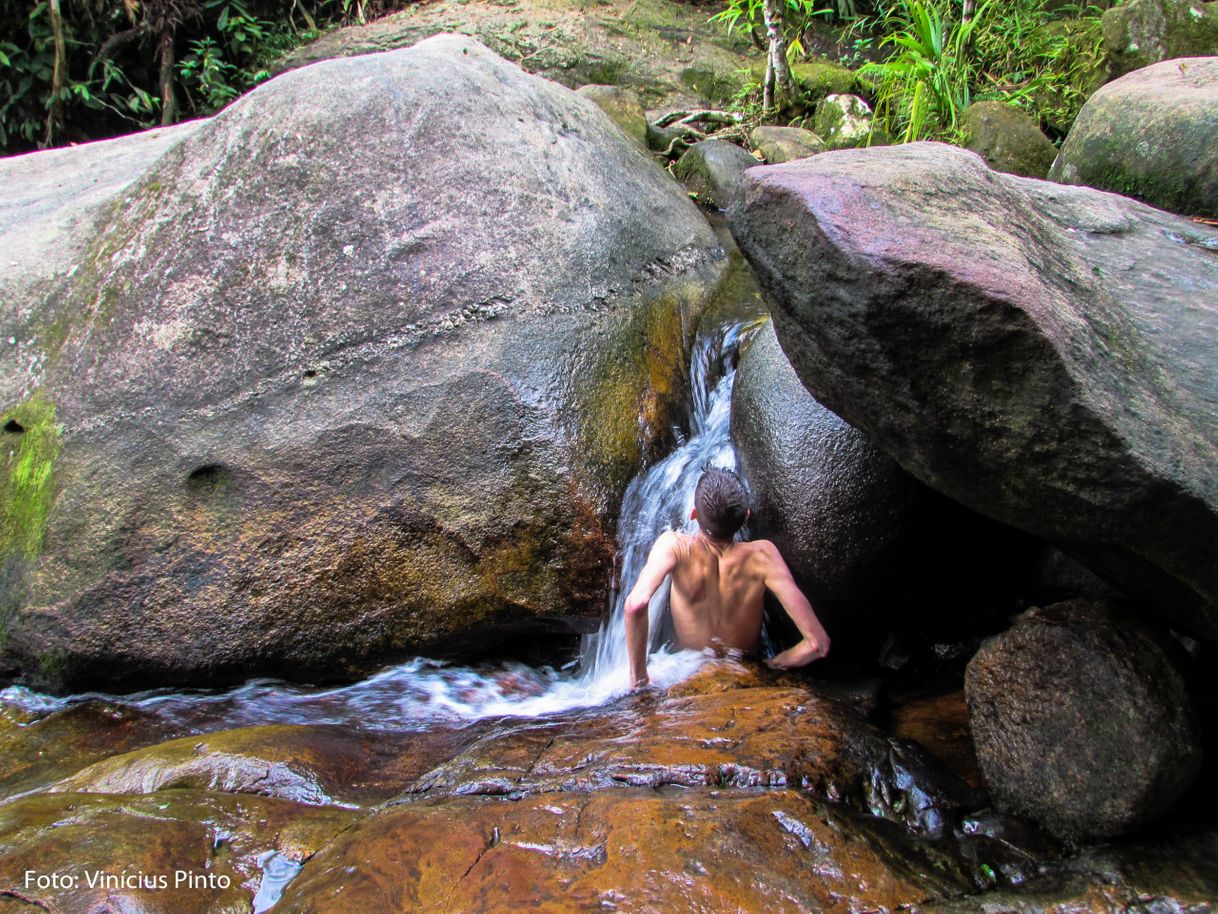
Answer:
(0, 318, 758, 730)
(578, 318, 754, 685)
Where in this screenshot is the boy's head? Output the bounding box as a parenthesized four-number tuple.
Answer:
(693, 468, 749, 541)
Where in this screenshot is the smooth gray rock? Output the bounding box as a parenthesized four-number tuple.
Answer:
(731, 142, 1218, 640)
(0, 122, 201, 398)
(0, 36, 727, 690)
(965, 599, 1201, 841)
(1050, 56, 1218, 218)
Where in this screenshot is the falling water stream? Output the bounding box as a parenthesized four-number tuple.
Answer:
(0, 318, 757, 733)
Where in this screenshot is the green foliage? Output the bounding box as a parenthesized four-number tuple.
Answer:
(710, 0, 838, 61)
(859, 0, 988, 141)
(0, 0, 411, 156)
(0, 395, 62, 561)
(857, 0, 1105, 142)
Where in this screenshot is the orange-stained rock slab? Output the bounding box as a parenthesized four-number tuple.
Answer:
(890, 690, 985, 792)
(0, 699, 190, 801)
(407, 663, 975, 837)
(277, 788, 971, 914)
(0, 789, 360, 913)
(48, 722, 477, 807)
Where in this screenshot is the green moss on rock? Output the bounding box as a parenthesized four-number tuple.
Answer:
(0, 394, 62, 560)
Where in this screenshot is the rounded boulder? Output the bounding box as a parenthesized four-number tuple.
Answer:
(965, 599, 1201, 841)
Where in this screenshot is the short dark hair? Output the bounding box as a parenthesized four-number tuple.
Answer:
(694, 468, 749, 540)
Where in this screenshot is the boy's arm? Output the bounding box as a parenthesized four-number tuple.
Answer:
(623, 532, 679, 688)
(760, 542, 830, 669)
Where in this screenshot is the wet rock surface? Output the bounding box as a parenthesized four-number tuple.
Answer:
(0, 661, 1211, 911)
(276, 788, 969, 914)
(966, 600, 1201, 841)
(1050, 56, 1218, 219)
(0, 36, 727, 691)
(731, 142, 1218, 640)
(0, 790, 359, 913)
(49, 723, 476, 807)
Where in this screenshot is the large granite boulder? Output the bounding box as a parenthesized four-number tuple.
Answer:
(731, 143, 1218, 640)
(731, 321, 1037, 648)
(960, 100, 1057, 178)
(965, 600, 1201, 841)
(1050, 56, 1218, 219)
(1102, 0, 1218, 80)
(0, 36, 727, 691)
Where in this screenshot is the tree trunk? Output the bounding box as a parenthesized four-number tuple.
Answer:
(962, 0, 976, 20)
(43, 0, 68, 147)
(158, 28, 177, 126)
(761, 0, 796, 112)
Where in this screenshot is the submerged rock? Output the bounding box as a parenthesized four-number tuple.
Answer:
(965, 600, 1201, 841)
(1050, 56, 1218, 218)
(1101, 0, 1218, 80)
(0, 699, 189, 799)
(731, 142, 1218, 640)
(920, 828, 1218, 912)
(0, 36, 727, 691)
(960, 101, 1057, 178)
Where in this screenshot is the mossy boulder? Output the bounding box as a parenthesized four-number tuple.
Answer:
(749, 125, 825, 164)
(575, 84, 648, 148)
(791, 58, 857, 102)
(673, 138, 761, 210)
(812, 94, 877, 150)
(1050, 56, 1218, 218)
(1102, 0, 1218, 80)
(272, 0, 758, 112)
(961, 100, 1058, 178)
(965, 600, 1201, 841)
(0, 37, 727, 691)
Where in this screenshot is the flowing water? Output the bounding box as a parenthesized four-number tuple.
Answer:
(0, 318, 758, 734)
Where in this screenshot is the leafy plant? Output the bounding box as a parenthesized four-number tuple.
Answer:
(859, 0, 989, 141)
(857, 0, 1104, 143)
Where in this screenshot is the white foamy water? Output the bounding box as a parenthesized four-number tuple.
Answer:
(0, 319, 756, 732)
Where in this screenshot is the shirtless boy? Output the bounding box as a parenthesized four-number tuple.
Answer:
(624, 467, 831, 688)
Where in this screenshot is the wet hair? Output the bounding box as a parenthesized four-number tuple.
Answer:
(694, 467, 749, 541)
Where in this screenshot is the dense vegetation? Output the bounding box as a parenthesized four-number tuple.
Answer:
(0, 0, 1109, 156)
(0, 0, 409, 154)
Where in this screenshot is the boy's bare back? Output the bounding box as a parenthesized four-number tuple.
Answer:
(624, 527, 830, 688)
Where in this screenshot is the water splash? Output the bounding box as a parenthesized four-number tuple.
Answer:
(0, 319, 756, 733)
